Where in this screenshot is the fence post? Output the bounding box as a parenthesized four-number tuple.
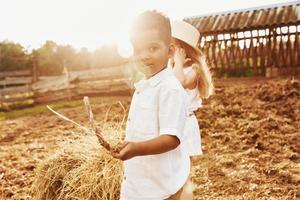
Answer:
(63, 60, 71, 101)
(32, 58, 38, 83)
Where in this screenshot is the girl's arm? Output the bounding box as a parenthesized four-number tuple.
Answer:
(173, 48, 198, 89)
(113, 135, 180, 161)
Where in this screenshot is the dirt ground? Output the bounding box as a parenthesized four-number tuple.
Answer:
(0, 77, 299, 200)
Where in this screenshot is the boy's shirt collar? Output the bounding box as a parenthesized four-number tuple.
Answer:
(134, 67, 172, 89)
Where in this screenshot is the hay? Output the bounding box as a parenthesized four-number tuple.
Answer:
(47, 97, 126, 154)
(31, 97, 125, 199)
(31, 134, 123, 200)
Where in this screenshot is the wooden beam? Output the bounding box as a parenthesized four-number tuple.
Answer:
(0, 96, 33, 103)
(0, 77, 32, 86)
(0, 70, 31, 79)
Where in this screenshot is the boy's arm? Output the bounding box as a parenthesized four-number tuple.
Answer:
(114, 135, 180, 161)
(114, 85, 187, 161)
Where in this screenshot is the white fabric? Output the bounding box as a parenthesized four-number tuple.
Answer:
(120, 67, 190, 200)
(183, 66, 202, 113)
(182, 114, 203, 156)
(182, 66, 203, 156)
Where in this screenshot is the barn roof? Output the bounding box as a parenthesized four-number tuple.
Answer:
(184, 1, 300, 34)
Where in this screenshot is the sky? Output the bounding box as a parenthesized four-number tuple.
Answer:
(0, 0, 295, 54)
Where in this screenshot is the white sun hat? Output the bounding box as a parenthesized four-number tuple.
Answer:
(171, 20, 200, 50)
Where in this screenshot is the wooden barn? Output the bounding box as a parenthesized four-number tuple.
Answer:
(184, 1, 300, 77)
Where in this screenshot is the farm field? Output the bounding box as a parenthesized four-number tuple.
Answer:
(0, 77, 299, 200)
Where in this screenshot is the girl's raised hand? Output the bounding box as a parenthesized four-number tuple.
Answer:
(174, 48, 191, 66)
(174, 48, 186, 65)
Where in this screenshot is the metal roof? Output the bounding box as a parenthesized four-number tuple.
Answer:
(184, 1, 300, 34)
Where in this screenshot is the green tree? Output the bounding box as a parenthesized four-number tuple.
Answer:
(71, 48, 92, 71)
(92, 44, 125, 68)
(56, 45, 77, 70)
(34, 40, 61, 75)
(0, 40, 30, 71)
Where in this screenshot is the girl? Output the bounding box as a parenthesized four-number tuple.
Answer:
(170, 20, 214, 199)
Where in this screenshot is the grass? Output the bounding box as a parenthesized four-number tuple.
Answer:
(0, 99, 83, 121)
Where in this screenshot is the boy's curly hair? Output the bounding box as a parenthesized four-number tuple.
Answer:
(130, 10, 171, 45)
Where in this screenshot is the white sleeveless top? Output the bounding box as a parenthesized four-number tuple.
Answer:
(183, 66, 202, 113)
(182, 65, 203, 156)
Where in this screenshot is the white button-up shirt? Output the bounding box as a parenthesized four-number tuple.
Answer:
(120, 67, 190, 200)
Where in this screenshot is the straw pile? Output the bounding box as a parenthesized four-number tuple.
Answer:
(31, 132, 123, 200)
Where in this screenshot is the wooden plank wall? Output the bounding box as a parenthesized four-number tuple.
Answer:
(0, 70, 33, 110)
(0, 64, 134, 111)
(200, 24, 300, 77)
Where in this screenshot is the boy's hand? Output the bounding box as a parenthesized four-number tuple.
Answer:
(112, 141, 137, 161)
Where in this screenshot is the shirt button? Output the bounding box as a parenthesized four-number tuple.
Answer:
(136, 91, 140, 94)
(128, 117, 130, 121)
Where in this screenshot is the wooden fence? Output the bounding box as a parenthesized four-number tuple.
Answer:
(1, 54, 299, 111)
(0, 70, 33, 110)
(199, 24, 300, 77)
(0, 64, 134, 111)
(185, 1, 300, 78)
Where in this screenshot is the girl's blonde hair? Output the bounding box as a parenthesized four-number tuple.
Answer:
(174, 38, 214, 99)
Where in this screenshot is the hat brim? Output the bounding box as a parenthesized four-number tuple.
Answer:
(180, 38, 202, 55)
(194, 46, 202, 54)
(173, 36, 203, 57)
